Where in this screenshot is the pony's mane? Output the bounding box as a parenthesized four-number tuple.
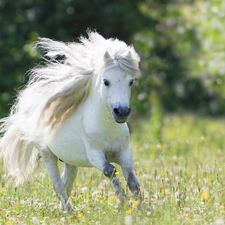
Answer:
(20, 31, 141, 132)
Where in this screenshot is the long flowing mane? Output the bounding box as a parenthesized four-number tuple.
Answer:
(30, 31, 140, 131)
(0, 31, 140, 183)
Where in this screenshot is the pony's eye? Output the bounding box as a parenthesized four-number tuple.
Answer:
(129, 79, 134, 86)
(103, 79, 110, 86)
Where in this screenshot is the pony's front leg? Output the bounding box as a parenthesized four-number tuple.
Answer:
(117, 150, 140, 199)
(34, 145, 72, 212)
(87, 149, 126, 198)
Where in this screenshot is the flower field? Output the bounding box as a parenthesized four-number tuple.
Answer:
(1, 114, 225, 224)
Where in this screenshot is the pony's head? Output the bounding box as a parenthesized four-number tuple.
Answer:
(100, 51, 140, 123)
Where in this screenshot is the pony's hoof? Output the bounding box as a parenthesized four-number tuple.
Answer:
(122, 192, 127, 199)
(134, 189, 142, 200)
(116, 193, 126, 201)
(137, 201, 148, 211)
(60, 201, 74, 212)
(66, 203, 74, 213)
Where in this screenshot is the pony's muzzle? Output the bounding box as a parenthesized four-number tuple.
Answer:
(112, 104, 131, 123)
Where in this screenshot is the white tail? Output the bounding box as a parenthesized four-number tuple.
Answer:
(0, 116, 39, 184)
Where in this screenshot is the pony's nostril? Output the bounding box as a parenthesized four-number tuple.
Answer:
(113, 108, 121, 116)
(125, 107, 131, 117)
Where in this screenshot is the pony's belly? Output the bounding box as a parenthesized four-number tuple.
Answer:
(62, 153, 92, 167)
(48, 138, 92, 167)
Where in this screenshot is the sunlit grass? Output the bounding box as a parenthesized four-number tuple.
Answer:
(1, 114, 225, 224)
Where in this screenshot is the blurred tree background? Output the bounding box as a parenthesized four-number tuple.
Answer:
(0, 0, 224, 123)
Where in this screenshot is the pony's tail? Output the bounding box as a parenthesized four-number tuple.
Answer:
(0, 118, 39, 185)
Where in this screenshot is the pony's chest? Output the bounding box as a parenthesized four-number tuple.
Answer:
(85, 124, 129, 152)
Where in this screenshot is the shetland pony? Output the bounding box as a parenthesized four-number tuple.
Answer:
(0, 31, 141, 211)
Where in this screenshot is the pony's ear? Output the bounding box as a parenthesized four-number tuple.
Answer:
(127, 51, 132, 59)
(104, 51, 111, 60)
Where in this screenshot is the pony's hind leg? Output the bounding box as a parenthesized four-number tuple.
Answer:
(33, 142, 72, 212)
(61, 163, 78, 199)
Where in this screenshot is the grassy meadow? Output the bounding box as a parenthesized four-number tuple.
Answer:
(1, 114, 225, 224)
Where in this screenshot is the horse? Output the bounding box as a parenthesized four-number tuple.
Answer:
(0, 31, 141, 211)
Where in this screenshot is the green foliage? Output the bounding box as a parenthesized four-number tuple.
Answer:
(132, 0, 225, 117)
(1, 0, 225, 118)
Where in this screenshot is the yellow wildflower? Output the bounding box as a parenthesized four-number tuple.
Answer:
(92, 180, 95, 183)
(126, 209, 132, 214)
(76, 183, 82, 187)
(108, 194, 116, 203)
(0, 187, 7, 194)
(219, 205, 225, 210)
(77, 213, 83, 218)
(6, 221, 12, 225)
(5, 222, 12, 225)
(84, 182, 88, 186)
(186, 217, 191, 222)
(151, 155, 155, 159)
(165, 189, 171, 195)
(133, 200, 139, 205)
(97, 195, 102, 198)
(201, 192, 209, 199)
(115, 172, 119, 175)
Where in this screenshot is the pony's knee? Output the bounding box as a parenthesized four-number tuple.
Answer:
(103, 163, 116, 178)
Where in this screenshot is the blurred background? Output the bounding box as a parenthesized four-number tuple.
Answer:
(0, 0, 225, 142)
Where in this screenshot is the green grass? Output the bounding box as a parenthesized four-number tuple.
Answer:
(1, 114, 225, 224)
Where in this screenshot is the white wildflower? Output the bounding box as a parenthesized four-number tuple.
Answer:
(103, 180, 108, 187)
(32, 217, 39, 224)
(124, 215, 132, 225)
(203, 178, 208, 184)
(155, 193, 159, 200)
(175, 192, 179, 198)
(206, 165, 210, 173)
(214, 218, 224, 225)
(165, 178, 169, 183)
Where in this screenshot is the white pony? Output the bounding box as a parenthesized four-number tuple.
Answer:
(0, 31, 141, 211)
